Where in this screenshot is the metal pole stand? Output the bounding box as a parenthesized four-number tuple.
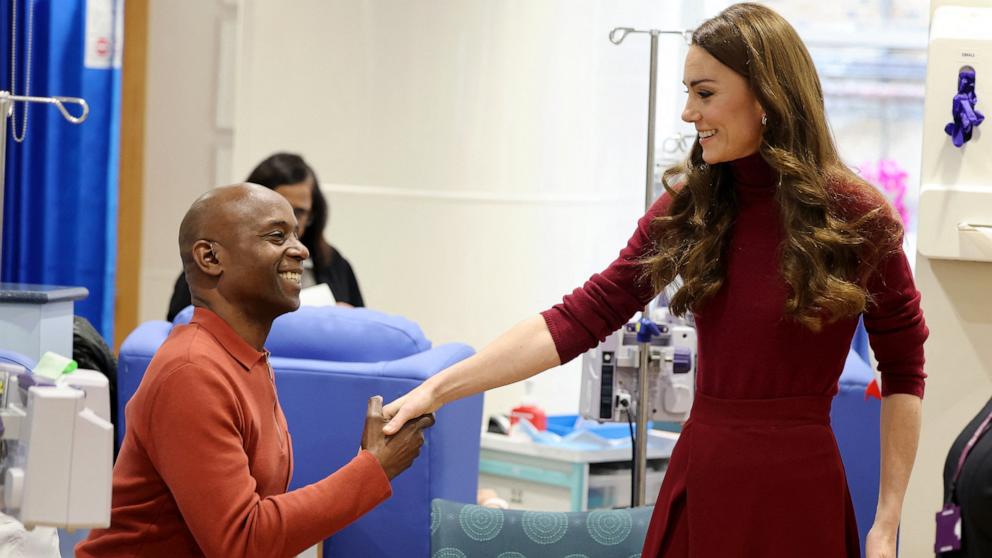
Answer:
(609, 26, 691, 507)
(634, 314, 661, 505)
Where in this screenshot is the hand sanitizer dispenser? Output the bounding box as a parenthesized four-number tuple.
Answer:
(918, 4, 992, 262)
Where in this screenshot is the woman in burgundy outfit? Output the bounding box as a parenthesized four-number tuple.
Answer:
(384, 4, 927, 557)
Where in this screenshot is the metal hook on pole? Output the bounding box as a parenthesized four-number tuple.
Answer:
(51, 97, 89, 124)
(0, 91, 88, 277)
(0, 93, 89, 125)
(609, 27, 693, 46)
(608, 27, 636, 45)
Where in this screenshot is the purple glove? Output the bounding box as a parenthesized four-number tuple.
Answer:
(944, 69, 985, 148)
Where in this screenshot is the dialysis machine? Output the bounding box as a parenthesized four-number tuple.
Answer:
(580, 306, 697, 424)
(0, 363, 113, 529)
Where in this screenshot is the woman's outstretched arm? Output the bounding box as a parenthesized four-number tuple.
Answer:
(382, 315, 560, 435)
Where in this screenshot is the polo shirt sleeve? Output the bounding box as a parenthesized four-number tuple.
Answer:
(145, 364, 391, 558)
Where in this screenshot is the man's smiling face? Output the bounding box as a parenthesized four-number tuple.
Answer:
(212, 188, 310, 321)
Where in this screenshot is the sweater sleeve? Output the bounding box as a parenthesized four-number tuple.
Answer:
(863, 244, 929, 398)
(146, 366, 392, 558)
(540, 194, 671, 364)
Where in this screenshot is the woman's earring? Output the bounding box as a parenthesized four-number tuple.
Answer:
(761, 114, 768, 126)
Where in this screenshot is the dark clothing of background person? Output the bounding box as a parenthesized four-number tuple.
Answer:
(940, 397, 992, 557)
(166, 245, 364, 321)
(73, 316, 120, 458)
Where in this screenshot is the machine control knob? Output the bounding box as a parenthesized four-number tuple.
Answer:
(673, 347, 692, 374)
(663, 385, 692, 414)
(4, 467, 25, 511)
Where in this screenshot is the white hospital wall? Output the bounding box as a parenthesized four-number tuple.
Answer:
(230, 0, 690, 420)
(138, 0, 236, 324)
(901, 0, 992, 554)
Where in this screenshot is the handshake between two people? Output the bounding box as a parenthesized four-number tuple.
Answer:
(361, 395, 436, 480)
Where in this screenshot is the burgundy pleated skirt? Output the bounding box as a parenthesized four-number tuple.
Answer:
(641, 392, 861, 557)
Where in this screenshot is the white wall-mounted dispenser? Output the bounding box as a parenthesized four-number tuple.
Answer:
(918, 4, 992, 262)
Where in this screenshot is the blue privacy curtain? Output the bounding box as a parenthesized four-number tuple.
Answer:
(0, 0, 122, 341)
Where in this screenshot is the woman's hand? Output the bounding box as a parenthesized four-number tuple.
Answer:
(383, 384, 439, 436)
(865, 522, 898, 558)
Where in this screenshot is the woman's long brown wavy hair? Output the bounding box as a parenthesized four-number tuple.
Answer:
(643, 2, 902, 331)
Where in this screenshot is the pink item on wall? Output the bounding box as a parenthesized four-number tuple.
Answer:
(859, 159, 910, 225)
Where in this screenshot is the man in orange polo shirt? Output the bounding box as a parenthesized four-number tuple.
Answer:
(77, 184, 432, 558)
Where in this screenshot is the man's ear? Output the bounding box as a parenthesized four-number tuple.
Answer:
(191, 240, 223, 277)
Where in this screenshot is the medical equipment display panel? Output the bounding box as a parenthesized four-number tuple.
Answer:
(579, 313, 696, 425)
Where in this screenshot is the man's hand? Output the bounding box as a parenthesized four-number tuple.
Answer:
(362, 396, 435, 480)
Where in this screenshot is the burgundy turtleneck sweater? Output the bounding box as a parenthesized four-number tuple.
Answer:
(542, 154, 927, 399)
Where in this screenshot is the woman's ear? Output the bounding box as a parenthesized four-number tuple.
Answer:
(192, 240, 223, 277)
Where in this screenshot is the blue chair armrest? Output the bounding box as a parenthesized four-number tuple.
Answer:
(380, 343, 475, 379)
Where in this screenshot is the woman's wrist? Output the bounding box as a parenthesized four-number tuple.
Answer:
(421, 376, 446, 409)
(871, 506, 902, 531)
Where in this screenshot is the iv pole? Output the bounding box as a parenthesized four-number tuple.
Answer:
(608, 26, 692, 507)
(0, 92, 89, 278)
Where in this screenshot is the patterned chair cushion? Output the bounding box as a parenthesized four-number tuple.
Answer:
(430, 498, 653, 558)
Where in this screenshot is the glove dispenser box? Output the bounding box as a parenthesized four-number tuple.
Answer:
(918, 5, 992, 262)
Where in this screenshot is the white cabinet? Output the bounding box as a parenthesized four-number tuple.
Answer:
(478, 431, 677, 511)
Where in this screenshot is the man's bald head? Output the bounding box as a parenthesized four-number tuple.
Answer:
(178, 183, 287, 270)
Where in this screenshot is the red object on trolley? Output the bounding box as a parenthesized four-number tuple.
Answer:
(510, 404, 548, 431)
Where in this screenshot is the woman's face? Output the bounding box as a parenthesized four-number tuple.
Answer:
(274, 178, 314, 237)
(681, 45, 765, 165)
